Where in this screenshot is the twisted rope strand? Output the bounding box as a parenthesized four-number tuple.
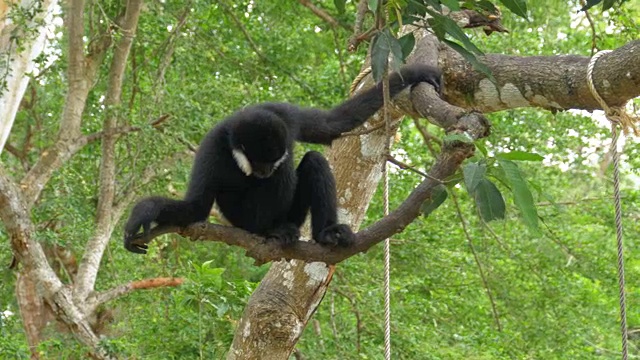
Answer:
(588, 50, 629, 360)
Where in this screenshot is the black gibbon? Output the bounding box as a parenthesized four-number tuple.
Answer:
(124, 64, 442, 254)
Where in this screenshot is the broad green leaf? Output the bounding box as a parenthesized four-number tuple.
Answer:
(421, 184, 448, 217)
(444, 40, 495, 83)
(371, 33, 390, 83)
(499, 0, 528, 18)
(463, 162, 487, 193)
(398, 33, 415, 61)
(475, 0, 499, 13)
(368, 0, 379, 12)
(440, 0, 460, 10)
(602, 0, 615, 10)
(385, 29, 404, 72)
(580, 0, 602, 11)
(334, 0, 346, 14)
(474, 179, 506, 222)
(423, 0, 442, 12)
(498, 159, 539, 231)
(475, 141, 488, 157)
(426, 10, 484, 55)
(443, 133, 473, 143)
(496, 151, 544, 161)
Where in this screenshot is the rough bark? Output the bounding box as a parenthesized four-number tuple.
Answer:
(440, 40, 640, 113)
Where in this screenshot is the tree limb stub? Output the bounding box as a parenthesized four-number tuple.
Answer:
(134, 112, 488, 266)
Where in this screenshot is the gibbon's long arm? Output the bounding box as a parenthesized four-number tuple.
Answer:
(265, 64, 442, 145)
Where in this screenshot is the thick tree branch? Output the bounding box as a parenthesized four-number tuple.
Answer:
(0, 169, 111, 359)
(75, 0, 144, 304)
(20, 0, 114, 207)
(442, 39, 640, 113)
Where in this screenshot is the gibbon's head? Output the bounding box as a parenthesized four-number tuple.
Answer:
(229, 113, 289, 179)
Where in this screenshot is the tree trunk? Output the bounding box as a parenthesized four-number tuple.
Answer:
(0, 0, 58, 155)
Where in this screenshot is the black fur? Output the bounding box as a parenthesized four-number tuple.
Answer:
(124, 64, 442, 254)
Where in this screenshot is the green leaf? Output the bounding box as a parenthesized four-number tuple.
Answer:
(475, 141, 488, 157)
(443, 133, 473, 144)
(579, 0, 602, 11)
(334, 0, 346, 14)
(443, 40, 495, 83)
(368, 0, 379, 12)
(473, 178, 506, 222)
(602, 0, 615, 10)
(440, 0, 461, 10)
(426, 10, 484, 55)
(496, 151, 544, 162)
(370, 33, 390, 83)
(498, 159, 539, 231)
(498, 0, 528, 18)
(463, 162, 487, 193)
(421, 184, 448, 217)
(385, 29, 404, 72)
(398, 33, 415, 61)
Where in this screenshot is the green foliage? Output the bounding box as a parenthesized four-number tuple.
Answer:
(1, 0, 639, 358)
(420, 184, 449, 216)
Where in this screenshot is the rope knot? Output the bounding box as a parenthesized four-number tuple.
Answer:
(586, 50, 639, 136)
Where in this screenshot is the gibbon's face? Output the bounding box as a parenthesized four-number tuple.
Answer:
(230, 116, 289, 178)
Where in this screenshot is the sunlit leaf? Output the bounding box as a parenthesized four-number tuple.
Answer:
(443, 133, 473, 143)
(499, 0, 528, 18)
(440, 0, 460, 10)
(496, 151, 544, 161)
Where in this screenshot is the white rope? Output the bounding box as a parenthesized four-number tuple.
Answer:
(587, 50, 629, 360)
(383, 157, 391, 360)
(349, 65, 391, 360)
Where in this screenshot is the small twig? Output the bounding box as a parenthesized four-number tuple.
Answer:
(536, 196, 613, 207)
(580, 0, 598, 56)
(333, 288, 362, 353)
(298, 0, 352, 31)
(386, 155, 430, 178)
(451, 192, 502, 332)
(218, 0, 320, 101)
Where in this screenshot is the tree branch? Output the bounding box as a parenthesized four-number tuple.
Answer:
(134, 111, 488, 265)
(298, 0, 352, 31)
(75, 0, 144, 304)
(441, 39, 640, 113)
(90, 277, 184, 309)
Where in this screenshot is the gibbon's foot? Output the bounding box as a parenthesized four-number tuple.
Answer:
(317, 224, 355, 247)
(266, 223, 301, 246)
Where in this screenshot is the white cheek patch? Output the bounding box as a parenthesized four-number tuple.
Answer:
(232, 149, 252, 176)
(273, 150, 289, 170)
